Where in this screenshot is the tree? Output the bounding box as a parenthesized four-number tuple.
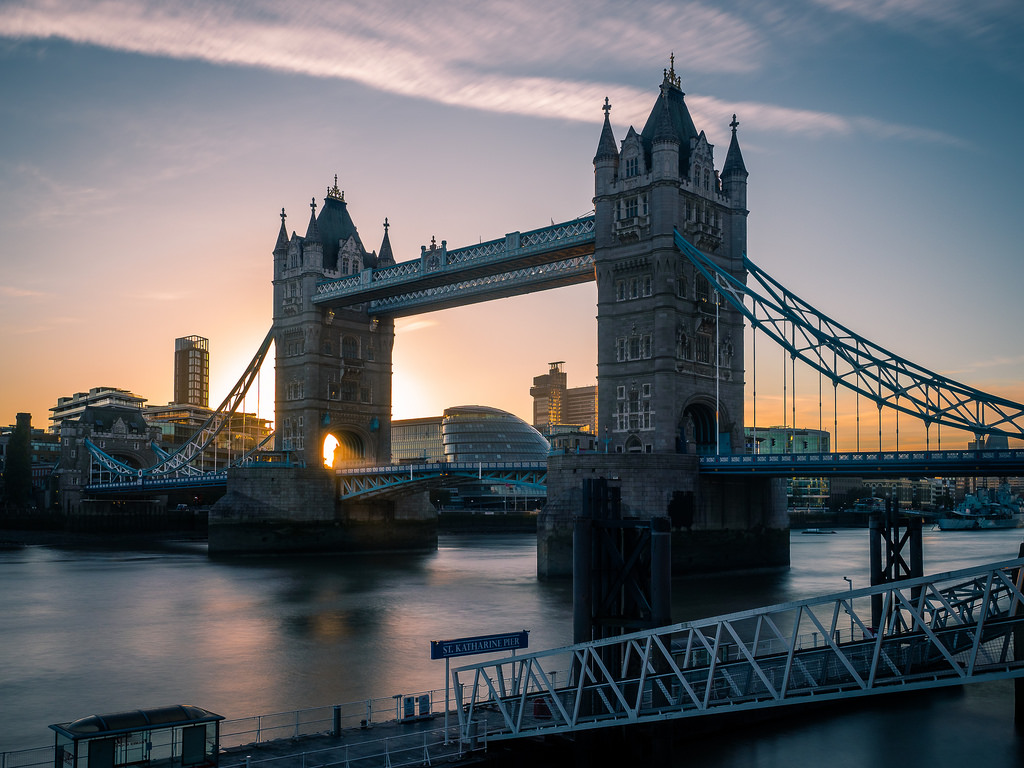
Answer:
(3, 413, 33, 509)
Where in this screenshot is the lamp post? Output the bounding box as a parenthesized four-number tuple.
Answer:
(843, 576, 854, 640)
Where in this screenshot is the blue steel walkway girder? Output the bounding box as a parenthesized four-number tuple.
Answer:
(674, 230, 1024, 442)
(313, 217, 596, 317)
(453, 557, 1024, 742)
(336, 461, 547, 501)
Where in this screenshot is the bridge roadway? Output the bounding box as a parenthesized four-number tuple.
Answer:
(207, 557, 1024, 768)
(83, 449, 1024, 497)
(699, 447, 1024, 478)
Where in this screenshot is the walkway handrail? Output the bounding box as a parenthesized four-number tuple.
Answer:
(452, 556, 1024, 742)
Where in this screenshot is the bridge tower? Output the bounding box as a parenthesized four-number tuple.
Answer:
(593, 61, 747, 455)
(272, 180, 395, 469)
(540, 62, 787, 578)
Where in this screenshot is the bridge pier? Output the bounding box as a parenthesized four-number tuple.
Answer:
(540, 454, 788, 579)
(868, 508, 923, 630)
(208, 466, 437, 556)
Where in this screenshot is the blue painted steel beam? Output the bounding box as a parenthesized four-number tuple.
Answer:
(699, 448, 1024, 477)
(674, 230, 1024, 441)
(314, 217, 596, 315)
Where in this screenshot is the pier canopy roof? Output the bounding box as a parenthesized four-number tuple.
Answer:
(50, 705, 223, 768)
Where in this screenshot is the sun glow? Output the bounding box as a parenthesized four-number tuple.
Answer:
(322, 435, 339, 468)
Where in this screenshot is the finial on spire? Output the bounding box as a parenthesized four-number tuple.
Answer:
(664, 53, 681, 89)
(327, 175, 344, 200)
(280, 207, 286, 223)
(602, 97, 611, 118)
(310, 197, 317, 214)
(730, 114, 739, 133)
(383, 217, 390, 233)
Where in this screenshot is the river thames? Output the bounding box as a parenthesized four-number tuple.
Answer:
(2, 528, 1023, 765)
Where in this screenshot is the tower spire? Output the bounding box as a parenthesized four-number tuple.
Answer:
(377, 217, 395, 267)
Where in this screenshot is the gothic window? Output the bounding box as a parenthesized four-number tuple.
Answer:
(615, 280, 627, 301)
(629, 277, 639, 299)
(616, 385, 625, 399)
(341, 335, 359, 359)
(616, 338, 626, 362)
(696, 333, 712, 364)
(629, 336, 641, 360)
(624, 155, 639, 177)
(676, 327, 690, 359)
(341, 382, 358, 402)
(624, 197, 638, 219)
(642, 275, 653, 297)
(694, 166, 701, 186)
(696, 274, 710, 304)
(704, 168, 711, 190)
(678, 270, 689, 299)
(641, 195, 649, 216)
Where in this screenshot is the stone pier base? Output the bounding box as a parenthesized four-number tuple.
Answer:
(208, 466, 437, 556)
(538, 454, 789, 579)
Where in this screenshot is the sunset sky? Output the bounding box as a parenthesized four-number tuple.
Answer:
(1, 1, 1022, 451)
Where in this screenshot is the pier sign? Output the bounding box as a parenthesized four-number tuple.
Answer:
(430, 630, 529, 660)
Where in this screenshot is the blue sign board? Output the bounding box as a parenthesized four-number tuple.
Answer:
(430, 630, 529, 660)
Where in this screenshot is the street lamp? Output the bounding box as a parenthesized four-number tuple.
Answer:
(843, 576, 854, 640)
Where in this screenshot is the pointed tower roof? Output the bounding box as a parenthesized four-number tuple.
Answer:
(594, 97, 618, 162)
(304, 197, 320, 240)
(316, 176, 366, 271)
(722, 114, 748, 177)
(651, 93, 679, 146)
(376, 218, 396, 267)
(640, 56, 699, 171)
(274, 208, 289, 253)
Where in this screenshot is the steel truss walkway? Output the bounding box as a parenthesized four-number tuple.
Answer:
(314, 216, 596, 316)
(453, 557, 1024, 742)
(335, 461, 546, 501)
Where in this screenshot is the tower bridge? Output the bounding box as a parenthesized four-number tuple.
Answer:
(75, 61, 1024, 567)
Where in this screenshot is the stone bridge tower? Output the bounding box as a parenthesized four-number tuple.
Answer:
(594, 61, 748, 455)
(539, 63, 788, 579)
(272, 180, 395, 469)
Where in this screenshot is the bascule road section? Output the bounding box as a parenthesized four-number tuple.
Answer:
(451, 557, 1024, 743)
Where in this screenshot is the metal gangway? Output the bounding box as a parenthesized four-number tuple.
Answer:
(453, 557, 1024, 742)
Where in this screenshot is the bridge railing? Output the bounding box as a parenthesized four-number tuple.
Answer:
(452, 557, 1024, 742)
(315, 216, 595, 302)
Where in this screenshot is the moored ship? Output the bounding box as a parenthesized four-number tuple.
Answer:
(936, 483, 1024, 530)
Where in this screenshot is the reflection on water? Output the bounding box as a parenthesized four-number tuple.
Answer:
(2, 529, 1022, 764)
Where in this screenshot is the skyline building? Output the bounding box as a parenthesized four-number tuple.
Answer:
(174, 335, 210, 408)
(529, 362, 597, 435)
(48, 386, 148, 434)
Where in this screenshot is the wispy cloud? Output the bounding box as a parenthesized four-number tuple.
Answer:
(0, 284, 48, 298)
(396, 318, 438, 334)
(0, 0, 966, 145)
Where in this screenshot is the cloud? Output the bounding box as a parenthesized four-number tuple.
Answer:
(395, 318, 438, 334)
(0, 0, 966, 145)
(0, 284, 48, 298)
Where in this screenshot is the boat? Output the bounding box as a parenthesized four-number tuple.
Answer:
(800, 528, 836, 535)
(935, 483, 1024, 530)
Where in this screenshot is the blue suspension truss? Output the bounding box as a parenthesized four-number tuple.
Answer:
(86, 328, 275, 480)
(674, 230, 1024, 441)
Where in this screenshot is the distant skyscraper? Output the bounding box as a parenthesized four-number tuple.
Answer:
(174, 335, 209, 407)
(530, 362, 596, 435)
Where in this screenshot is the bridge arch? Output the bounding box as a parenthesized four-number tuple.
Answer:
(679, 400, 720, 455)
(324, 429, 367, 468)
